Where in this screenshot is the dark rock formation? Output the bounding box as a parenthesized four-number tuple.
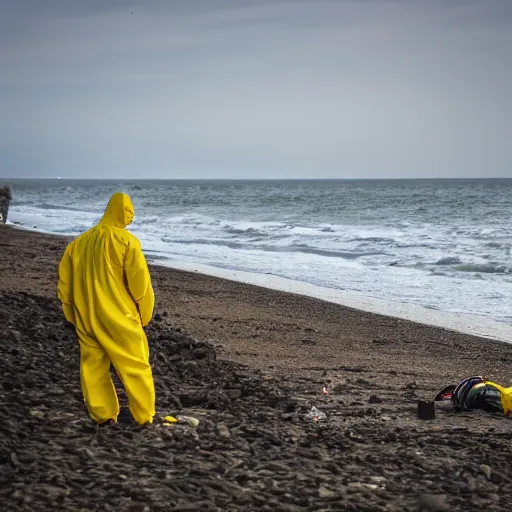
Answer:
(0, 185, 12, 223)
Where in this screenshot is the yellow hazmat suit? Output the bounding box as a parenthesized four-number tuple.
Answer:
(482, 382, 512, 415)
(57, 192, 155, 424)
(499, 386, 512, 415)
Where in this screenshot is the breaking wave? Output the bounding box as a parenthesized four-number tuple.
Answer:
(6, 178, 512, 326)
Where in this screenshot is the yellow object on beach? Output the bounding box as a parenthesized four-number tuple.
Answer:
(487, 382, 512, 415)
(163, 415, 178, 423)
(57, 192, 156, 425)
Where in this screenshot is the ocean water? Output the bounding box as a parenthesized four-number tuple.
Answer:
(5, 179, 512, 339)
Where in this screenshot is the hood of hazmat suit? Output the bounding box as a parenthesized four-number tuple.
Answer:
(57, 192, 155, 424)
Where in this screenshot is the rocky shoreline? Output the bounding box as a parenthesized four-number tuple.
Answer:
(2, 224, 512, 511)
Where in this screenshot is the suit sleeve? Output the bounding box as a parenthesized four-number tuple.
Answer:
(125, 236, 155, 326)
(57, 244, 76, 325)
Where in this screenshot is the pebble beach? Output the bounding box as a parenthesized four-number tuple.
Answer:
(2, 223, 512, 511)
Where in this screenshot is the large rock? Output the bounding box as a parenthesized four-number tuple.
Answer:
(0, 185, 12, 223)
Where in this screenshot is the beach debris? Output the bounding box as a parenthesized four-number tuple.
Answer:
(417, 400, 436, 420)
(322, 385, 329, 395)
(304, 406, 327, 423)
(176, 415, 200, 428)
(434, 375, 510, 415)
(162, 415, 200, 427)
(29, 409, 45, 419)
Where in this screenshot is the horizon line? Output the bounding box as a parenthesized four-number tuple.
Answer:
(2, 177, 511, 182)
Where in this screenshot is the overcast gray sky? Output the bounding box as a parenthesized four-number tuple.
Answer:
(1, 0, 511, 179)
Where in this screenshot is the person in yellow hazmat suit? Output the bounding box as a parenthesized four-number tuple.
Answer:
(57, 192, 156, 425)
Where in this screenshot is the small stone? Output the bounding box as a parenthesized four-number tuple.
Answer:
(226, 389, 242, 399)
(465, 475, 476, 492)
(217, 423, 231, 440)
(192, 347, 209, 360)
(176, 416, 200, 428)
(348, 482, 379, 490)
(417, 494, 449, 511)
(11, 330, 22, 342)
(368, 394, 382, 404)
(16, 452, 36, 464)
(2, 381, 13, 391)
(479, 464, 491, 480)
(318, 486, 336, 498)
(380, 416, 392, 422)
(10, 452, 20, 467)
(29, 409, 45, 419)
(490, 472, 503, 484)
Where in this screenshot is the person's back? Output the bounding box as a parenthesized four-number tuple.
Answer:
(58, 192, 156, 425)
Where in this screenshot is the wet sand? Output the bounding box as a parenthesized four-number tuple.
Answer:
(1, 223, 512, 511)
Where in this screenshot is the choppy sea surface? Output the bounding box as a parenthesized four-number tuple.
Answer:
(5, 179, 512, 340)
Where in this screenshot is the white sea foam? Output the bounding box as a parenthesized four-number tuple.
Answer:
(6, 178, 512, 339)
